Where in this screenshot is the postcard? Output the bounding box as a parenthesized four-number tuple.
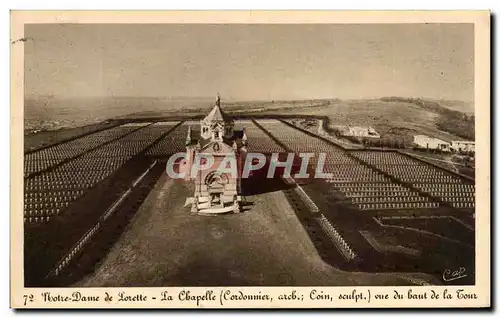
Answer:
(10, 10, 490, 308)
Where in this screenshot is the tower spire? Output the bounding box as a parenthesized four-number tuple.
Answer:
(185, 125, 192, 146)
(242, 127, 247, 146)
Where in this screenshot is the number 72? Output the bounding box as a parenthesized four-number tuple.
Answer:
(23, 294, 34, 306)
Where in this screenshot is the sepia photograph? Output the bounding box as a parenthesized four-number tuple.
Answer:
(10, 11, 490, 308)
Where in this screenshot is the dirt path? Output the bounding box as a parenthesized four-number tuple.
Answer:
(78, 174, 435, 287)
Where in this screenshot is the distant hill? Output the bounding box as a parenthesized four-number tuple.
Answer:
(432, 99, 474, 114)
(380, 97, 474, 141)
(24, 96, 216, 131)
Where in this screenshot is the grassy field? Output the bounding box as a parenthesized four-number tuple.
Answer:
(23, 121, 120, 152)
(256, 99, 466, 142)
(25, 96, 472, 135)
(24, 96, 473, 153)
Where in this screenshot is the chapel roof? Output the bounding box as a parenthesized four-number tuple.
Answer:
(203, 104, 226, 122)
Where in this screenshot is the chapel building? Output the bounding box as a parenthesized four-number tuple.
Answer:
(180, 94, 247, 214)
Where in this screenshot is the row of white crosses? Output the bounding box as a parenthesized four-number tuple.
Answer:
(24, 124, 168, 223)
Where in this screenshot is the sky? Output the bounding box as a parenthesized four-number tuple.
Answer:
(24, 23, 474, 101)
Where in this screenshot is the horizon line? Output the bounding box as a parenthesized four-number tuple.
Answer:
(24, 95, 474, 104)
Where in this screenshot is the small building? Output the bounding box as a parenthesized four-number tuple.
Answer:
(181, 94, 245, 214)
(451, 140, 475, 153)
(413, 135, 451, 152)
(339, 126, 380, 138)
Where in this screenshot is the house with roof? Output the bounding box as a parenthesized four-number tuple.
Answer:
(451, 140, 475, 153)
(338, 125, 380, 138)
(413, 135, 451, 152)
